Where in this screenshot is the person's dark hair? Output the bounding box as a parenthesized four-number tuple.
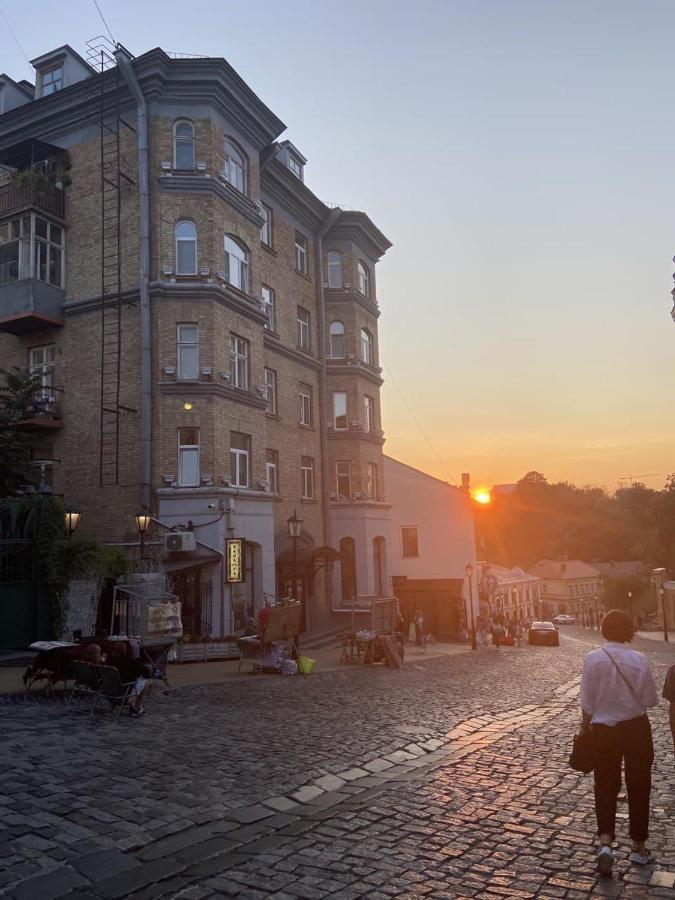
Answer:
(601, 609, 634, 643)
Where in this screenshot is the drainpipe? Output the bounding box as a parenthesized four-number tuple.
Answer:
(315, 208, 341, 547)
(114, 47, 152, 512)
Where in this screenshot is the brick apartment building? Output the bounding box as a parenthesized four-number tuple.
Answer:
(0, 42, 391, 638)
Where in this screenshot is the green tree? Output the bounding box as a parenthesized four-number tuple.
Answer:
(0, 368, 42, 497)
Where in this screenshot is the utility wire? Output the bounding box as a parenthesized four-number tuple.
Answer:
(381, 356, 458, 486)
(0, 6, 30, 66)
(91, 0, 116, 45)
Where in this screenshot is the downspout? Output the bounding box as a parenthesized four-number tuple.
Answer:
(115, 47, 152, 512)
(315, 208, 341, 547)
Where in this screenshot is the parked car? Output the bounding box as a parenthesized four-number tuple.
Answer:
(528, 621, 560, 646)
(552, 614, 576, 625)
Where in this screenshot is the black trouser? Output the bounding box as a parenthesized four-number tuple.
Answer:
(591, 715, 653, 842)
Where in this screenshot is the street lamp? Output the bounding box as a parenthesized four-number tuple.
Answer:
(287, 510, 303, 602)
(627, 590, 633, 625)
(135, 512, 151, 559)
(594, 594, 600, 630)
(660, 588, 670, 643)
(465, 562, 477, 650)
(512, 586, 518, 623)
(64, 508, 81, 537)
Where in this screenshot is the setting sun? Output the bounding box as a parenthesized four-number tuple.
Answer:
(472, 489, 492, 506)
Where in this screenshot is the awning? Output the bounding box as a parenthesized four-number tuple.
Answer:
(0, 138, 65, 168)
(161, 546, 221, 573)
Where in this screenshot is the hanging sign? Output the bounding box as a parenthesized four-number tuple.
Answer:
(226, 538, 244, 583)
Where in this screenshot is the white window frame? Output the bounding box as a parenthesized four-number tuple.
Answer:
(224, 235, 249, 292)
(297, 307, 310, 350)
(230, 432, 250, 488)
(401, 526, 419, 559)
(40, 65, 63, 96)
(329, 321, 344, 358)
(364, 395, 375, 433)
(178, 428, 200, 487)
(261, 284, 276, 332)
(288, 154, 303, 179)
(327, 251, 342, 288)
(358, 260, 370, 298)
(173, 120, 195, 170)
(336, 461, 352, 500)
(360, 328, 373, 366)
(223, 139, 246, 193)
(177, 324, 199, 380)
(175, 221, 197, 275)
(33, 216, 64, 288)
(366, 462, 378, 499)
(28, 344, 55, 400)
(260, 203, 273, 246)
(332, 392, 347, 430)
(229, 335, 249, 390)
(266, 449, 279, 494)
(294, 232, 308, 274)
(298, 383, 312, 426)
(301, 456, 314, 499)
(263, 367, 277, 415)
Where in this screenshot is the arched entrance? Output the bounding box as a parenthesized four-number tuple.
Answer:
(275, 529, 314, 631)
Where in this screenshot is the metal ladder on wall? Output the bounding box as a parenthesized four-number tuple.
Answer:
(86, 38, 137, 486)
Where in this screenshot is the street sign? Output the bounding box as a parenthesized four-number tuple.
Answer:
(226, 538, 244, 583)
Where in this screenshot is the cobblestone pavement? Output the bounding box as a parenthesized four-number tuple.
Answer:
(0, 629, 673, 899)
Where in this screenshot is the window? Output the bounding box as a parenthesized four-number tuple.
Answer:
(365, 462, 378, 499)
(223, 139, 246, 193)
(30, 459, 54, 493)
(40, 66, 63, 96)
(301, 456, 314, 499)
(360, 328, 373, 366)
(1, 215, 63, 287)
(260, 203, 273, 246)
(357, 260, 370, 298)
(336, 461, 352, 500)
(175, 221, 197, 275)
(223, 235, 249, 292)
(261, 285, 276, 332)
(178, 427, 199, 486)
(177, 324, 199, 380)
(329, 321, 344, 358)
(229, 335, 249, 389)
(29, 345, 55, 399)
(332, 392, 347, 430)
(364, 395, 375, 433)
(33, 216, 63, 287)
(0, 218, 20, 284)
(263, 367, 277, 415)
(174, 120, 195, 169)
(297, 307, 310, 350)
(288, 154, 303, 179)
(266, 449, 279, 494)
(327, 251, 342, 288)
(294, 231, 308, 274)
(298, 382, 312, 426)
(230, 431, 250, 488)
(401, 526, 419, 558)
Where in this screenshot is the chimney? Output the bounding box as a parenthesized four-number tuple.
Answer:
(461, 473, 471, 492)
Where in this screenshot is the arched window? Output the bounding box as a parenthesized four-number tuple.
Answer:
(175, 221, 197, 275)
(327, 251, 342, 288)
(340, 537, 357, 603)
(329, 321, 345, 358)
(357, 260, 370, 298)
(174, 120, 195, 170)
(223, 138, 246, 193)
(360, 328, 373, 366)
(223, 235, 249, 291)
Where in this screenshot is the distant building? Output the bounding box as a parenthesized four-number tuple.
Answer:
(528, 558, 602, 617)
(385, 457, 476, 638)
(591, 560, 646, 580)
(476, 563, 542, 621)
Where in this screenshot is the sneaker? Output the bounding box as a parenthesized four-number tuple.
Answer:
(597, 844, 614, 876)
(629, 848, 653, 865)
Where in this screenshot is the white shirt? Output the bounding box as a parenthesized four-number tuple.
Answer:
(580, 642, 658, 726)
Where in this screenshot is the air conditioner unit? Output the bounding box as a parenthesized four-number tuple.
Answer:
(199, 266, 210, 276)
(162, 266, 174, 276)
(196, 161, 207, 171)
(163, 366, 176, 376)
(220, 371, 231, 381)
(161, 161, 172, 171)
(164, 532, 197, 553)
(163, 474, 175, 483)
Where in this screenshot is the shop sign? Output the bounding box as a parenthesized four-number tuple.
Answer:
(226, 538, 244, 583)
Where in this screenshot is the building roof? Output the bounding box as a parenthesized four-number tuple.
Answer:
(528, 559, 601, 580)
(479, 563, 540, 585)
(384, 455, 460, 491)
(591, 560, 646, 579)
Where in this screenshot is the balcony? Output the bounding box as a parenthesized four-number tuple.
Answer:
(0, 179, 64, 220)
(0, 276, 64, 334)
(13, 386, 64, 430)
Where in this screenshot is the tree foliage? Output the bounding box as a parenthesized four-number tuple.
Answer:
(0, 368, 43, 496)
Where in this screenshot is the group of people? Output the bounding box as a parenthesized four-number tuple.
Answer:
(475, 614, 527, 648)
(82, 643, 151, 718)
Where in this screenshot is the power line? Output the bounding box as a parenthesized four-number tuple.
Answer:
(0, 5, 30, 66)
(91, 0, 116, 45)
(381, 357, 457, 486)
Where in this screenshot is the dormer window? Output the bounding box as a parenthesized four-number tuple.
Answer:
(40, 66, 63, 96)
(288, 154, 303, 180)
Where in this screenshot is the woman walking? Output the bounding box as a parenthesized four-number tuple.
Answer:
(579, 609, 659, 875)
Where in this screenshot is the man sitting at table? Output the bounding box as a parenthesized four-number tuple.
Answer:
(84, 644, 150, 718)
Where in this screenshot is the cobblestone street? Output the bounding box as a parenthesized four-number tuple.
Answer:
(0, 629, 673, 899)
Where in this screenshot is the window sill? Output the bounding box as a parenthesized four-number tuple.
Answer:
(295, 269, 312, 282)
(298, 422, 315, 430)
(296, 345, 314, 357)
(261, 242, 277, 256)
(301, 497, 319, 504)
(265, 412, 281, 420)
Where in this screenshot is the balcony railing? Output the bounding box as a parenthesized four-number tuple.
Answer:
(17, 385, 64, 429)
(0, 179, 64, 219)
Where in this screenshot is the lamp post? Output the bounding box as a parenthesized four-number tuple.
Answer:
(627, 590, 633, 626)
(135, 512, 151, 560)
(653, 568, 669, 642)
(287, 510, 303, 602)
(512, 586, 518, 624)
(64, 508, 81, 537)
(465, 562, 477, 650)
(594, 594, 600, 629)
(660, 589, 670, 643)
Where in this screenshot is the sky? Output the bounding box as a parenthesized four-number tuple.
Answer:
(2, 0, 675, 493)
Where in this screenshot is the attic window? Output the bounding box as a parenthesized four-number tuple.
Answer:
(40, 66, 63, 96)
(288, 154, 303, 180)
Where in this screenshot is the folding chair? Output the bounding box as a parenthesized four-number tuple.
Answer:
(91, 665, 137, 720)
(67, 661, 102, 713)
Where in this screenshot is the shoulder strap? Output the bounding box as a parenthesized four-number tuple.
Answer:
(602, 648, 641, 704)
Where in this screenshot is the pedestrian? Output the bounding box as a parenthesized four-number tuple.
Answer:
(663, 663, 675, 754)
(491, 617, 504, 650)
(414, 611, 427, 652)
(579, 609, 659, 876)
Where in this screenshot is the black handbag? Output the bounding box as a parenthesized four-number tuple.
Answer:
(569, 728, 595, 773)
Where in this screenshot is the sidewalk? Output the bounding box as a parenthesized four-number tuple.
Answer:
(0, 639, 471, 695)
(636, 630, 671, 643)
